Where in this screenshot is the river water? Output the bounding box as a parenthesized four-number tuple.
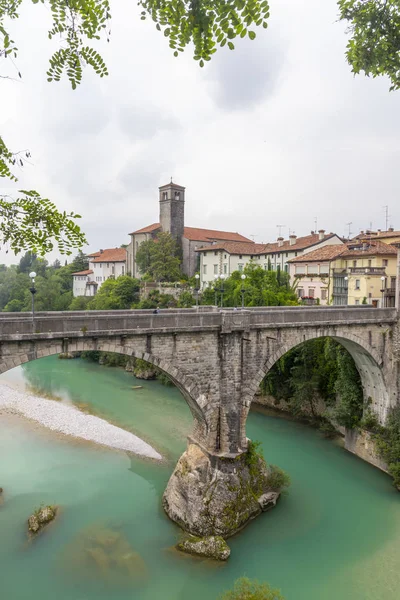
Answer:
(1, 356, 400, 600)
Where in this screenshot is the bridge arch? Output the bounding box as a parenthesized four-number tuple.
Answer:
(240, 328, 391, 447)
(0, 340, 210, 447)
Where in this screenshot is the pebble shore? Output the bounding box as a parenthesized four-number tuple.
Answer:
(0, 382, 162, 460)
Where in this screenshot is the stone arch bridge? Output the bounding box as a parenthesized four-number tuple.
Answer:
(0, 306, 399, 458)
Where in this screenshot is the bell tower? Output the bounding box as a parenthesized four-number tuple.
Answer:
(159, 181, 185, 243)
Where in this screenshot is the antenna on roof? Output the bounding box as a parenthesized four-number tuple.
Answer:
(383, 205, 390, 231)
(276, 225, 285, 237)
(250, 234, 257, 242)
(314, 217, 318, 232)
(346, 222, 353, 239)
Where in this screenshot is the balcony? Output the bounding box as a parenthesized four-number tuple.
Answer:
(348, 267, 386, 275)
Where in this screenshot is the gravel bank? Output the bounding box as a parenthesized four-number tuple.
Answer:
(0, 382, 162, 460)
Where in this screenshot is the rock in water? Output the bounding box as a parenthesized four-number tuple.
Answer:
(28, 505, 57, 536)
(163, 443, 284, 538)
(177, 535, 230, 561)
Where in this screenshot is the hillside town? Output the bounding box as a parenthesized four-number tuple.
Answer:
(72, 180, 400, 308)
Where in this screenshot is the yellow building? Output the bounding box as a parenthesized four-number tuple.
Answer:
(332, 240, 397, 307)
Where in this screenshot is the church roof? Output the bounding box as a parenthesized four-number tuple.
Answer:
(130, 223, 161, 235)
(129, 223, 251, 243)
(184, 227, 252, 243)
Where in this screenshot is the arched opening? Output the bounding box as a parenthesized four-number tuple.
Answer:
(241, 332, 390, 446)
(0, 342, 209, 451)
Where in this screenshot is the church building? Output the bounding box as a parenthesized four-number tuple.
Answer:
(127, 181, 251, 278)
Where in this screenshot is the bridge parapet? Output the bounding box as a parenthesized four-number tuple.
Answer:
(0, 307, 396, 339)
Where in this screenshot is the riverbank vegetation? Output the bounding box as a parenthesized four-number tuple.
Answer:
(261, 337, 364, 431)
(219, 577, 285, 600)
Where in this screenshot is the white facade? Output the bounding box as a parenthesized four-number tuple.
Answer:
(198, 233, 344, 289)
(72, 248, 127, 297)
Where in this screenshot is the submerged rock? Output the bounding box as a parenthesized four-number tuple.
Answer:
(28, 505, 57, 536)
(177, 535, 230, 561)
(58, 352, 74, 359)
(163, 442, 288, 539)
(62, 525, 147, 584)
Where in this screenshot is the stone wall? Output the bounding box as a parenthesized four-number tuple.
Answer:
(345, 429, 388, 473)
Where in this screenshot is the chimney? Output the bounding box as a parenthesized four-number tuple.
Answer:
(377, 229, 381, 235)
(277, 237, 284, 248)
(360, 230, 364, 235)
(100, 249, 104, 253)
(310, 230, 315, 235)
(289, 234, 297, 246)
(389, 227, 394, 232)
(318, 229, 325, 241)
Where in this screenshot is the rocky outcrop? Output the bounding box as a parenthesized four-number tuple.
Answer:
(28, 505, 58, 536)
(177, 535, 230, 561)
(163, 442, 288, 539)
(58, 352, 74, 359)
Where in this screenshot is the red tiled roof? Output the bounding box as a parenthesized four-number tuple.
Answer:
(196, 234, 342, 256)
(129, 223, 252, 243)
(87, 252, 101, 258)
(130, 223, 161, 235)
(196, 241, 261, 254)
(288, 245, 346, 263)
(184, 227, 252, 243)
(340, 240, 398, 258)
(374, 230, 400, 239)
(90, 248, 127, 263)
(72, 269, 93, 276)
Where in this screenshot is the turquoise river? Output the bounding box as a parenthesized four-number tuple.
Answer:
(1, 356, 400, 600)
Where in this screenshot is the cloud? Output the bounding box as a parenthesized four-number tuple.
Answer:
(1, 0, 400, 265)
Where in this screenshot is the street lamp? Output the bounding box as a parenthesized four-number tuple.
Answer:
(194, 273, 200, 307)
(241, 273, 246, 308)
(214, 274, 219, 306)
(29, 271, 37, 329)
(381, 275, 385, 308)
(220, 274, 225, 308)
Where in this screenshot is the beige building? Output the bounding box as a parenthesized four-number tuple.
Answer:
(197, 230, 343, 288)
(331, 240, 398, 307)
(288, 245, 346, 304)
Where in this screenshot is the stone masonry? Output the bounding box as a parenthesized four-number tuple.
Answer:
(0, 306, 398, 456)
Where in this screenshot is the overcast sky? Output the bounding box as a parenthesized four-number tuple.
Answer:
(1, 0, 399, 264)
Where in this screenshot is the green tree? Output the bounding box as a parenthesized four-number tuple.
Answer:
(135, 239, 156, 276)
(88, 276, 140, 310)
(219, 577, 284, 600)
(136, 233, 181, 281)
(339, 0, 400, 91)
(69, 251, 89, 273)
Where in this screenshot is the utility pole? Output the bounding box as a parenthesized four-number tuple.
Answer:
(383, 206, 390, 231)
(276, 225, 285, 237)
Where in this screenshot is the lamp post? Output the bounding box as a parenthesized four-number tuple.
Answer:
(214, 274, 219, 306)
(241, 273, 246, 308)
(220, 274, 225, 308)
(29, 271, 37, 329)
(194, 273, 200, 307)
(381, 275, 385, 308)
(344, 276, 348, 305)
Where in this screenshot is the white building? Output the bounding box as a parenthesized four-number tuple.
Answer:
(197, 230, 344, 288)
(72, 248, 127, 297)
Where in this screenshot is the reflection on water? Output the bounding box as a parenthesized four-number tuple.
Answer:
(1, 356, 400, 600)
